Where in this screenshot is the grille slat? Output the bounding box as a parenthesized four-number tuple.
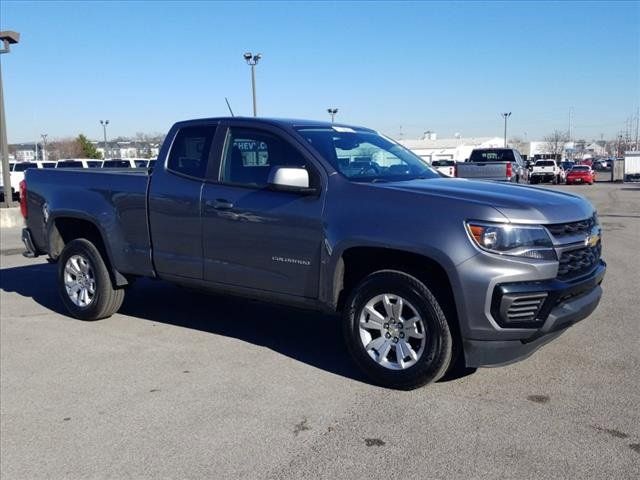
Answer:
(502, 293, 548, 323)
(546, 216, 596, 238)
(557, 244, 601, 280)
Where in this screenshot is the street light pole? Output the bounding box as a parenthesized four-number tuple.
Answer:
(0, 30, 20, 207)
(41, 134, 48, 161)
(243, 52, 262, 117)
(100, 120, 109, 159)
(327, 108, 338, 123)
(501, 112, 511, 148)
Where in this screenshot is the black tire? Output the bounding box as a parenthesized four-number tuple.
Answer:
(343, 270, 453, 390)
(58, 239, 125, 320)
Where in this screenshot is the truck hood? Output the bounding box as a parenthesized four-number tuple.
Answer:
(373, 178, 595, 224)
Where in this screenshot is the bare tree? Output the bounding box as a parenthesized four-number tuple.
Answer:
(48, 137, 82, 160)
(543, 130, 569, 160)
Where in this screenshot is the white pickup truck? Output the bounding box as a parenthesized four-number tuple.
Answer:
(431, 159, 456, 177)
(530, 160, 563, 184)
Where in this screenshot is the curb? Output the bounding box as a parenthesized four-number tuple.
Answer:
(0, 208, 24, 229)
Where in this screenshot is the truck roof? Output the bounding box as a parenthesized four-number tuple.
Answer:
(173, 116, 376, 132)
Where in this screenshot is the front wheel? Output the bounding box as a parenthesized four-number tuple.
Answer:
(343, 270, 453, 390)
(58, 239, 125, 320)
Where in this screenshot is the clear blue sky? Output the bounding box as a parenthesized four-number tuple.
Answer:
(1, 0, 638, 143)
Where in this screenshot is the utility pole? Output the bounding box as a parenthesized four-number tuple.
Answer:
(0, 30, 20, 207)
(635, 106, 639, 150)
(501, 112, 511, 147)
(243, 52, 262, 117)
(568, 108, 574, 161)
(100, 120, 109, 159)
(41, 134, 48, 161)
(327, 108, 338, 123)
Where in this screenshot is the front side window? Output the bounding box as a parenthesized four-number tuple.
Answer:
(167, 125, 216, 178)
(86, 161, 102, 168)
(221, 128, 312, 188)
(295, 127, 436, 182)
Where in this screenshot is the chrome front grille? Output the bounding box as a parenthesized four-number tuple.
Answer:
(546, 216, 596, 239)
(557, 244, 601, 280)
(499, 292, 548, 324)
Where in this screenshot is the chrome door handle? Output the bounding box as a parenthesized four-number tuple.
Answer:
(211, 199, 234, 210)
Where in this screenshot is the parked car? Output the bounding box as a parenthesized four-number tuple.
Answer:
(56, 159, 103, 169)
(456, 148, 527, 183)
(593, 159, 611, 171)
(565, 165, 596, 185)
(530, 160, 562, 184)
(560, 161, 575, 172)
(579, 159, 594, 167)
(102, 159, 136, 168)
(0, 161, 57, 200)
(21, 117, 606, 390)
(133, 159, 150, 168)
(431, 159, 456, 177)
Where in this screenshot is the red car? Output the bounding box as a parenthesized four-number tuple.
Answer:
(565, 165, 596, 185)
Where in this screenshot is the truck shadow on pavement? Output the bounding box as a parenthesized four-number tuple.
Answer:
(1, 262, 475, 385)
(0, 262, 369, 383)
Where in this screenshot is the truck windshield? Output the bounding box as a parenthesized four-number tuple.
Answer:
(469, 149, 515, 163)
(295, 127, 437, 182)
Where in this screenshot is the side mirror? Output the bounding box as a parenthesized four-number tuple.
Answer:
(267, 166, 316, 194)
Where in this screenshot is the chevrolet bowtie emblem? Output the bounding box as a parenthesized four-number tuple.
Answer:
(585, 233, 600, 248)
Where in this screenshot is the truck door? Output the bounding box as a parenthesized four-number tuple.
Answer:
(148, 123, 218, 279)
(201, 122, 325, 298)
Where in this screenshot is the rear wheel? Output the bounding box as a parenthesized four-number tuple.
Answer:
(58, 239, 125, 320)
(343, 270, 453, 390)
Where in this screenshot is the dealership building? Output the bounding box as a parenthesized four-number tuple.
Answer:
(399, 134, 505, 162)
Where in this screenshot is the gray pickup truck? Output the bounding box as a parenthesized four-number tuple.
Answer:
(20, 118, 606, 389)
(457, 148, 528, 183)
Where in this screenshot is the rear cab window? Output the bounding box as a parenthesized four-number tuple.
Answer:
(167, 125, 217, 179)
(469, 150, 515, 163)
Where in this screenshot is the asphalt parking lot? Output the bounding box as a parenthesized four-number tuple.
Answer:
(1, 182, 639, 479)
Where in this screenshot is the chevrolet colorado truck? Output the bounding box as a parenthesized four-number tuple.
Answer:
(456, 148, 528, 183)
(20, 118, 606, 389)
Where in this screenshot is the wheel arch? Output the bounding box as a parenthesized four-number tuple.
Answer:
(330, 246, 462, 343)
(48, 214, 128, 287)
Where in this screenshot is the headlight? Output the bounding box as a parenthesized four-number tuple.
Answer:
(465, 221, 556, 260)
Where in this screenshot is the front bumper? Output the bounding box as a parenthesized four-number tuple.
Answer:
(462, 260, 606, 367)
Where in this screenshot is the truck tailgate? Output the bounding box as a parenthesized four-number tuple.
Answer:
(456, 162, 508, 180)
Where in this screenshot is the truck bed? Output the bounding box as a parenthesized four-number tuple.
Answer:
(24, 168, 154, 278)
